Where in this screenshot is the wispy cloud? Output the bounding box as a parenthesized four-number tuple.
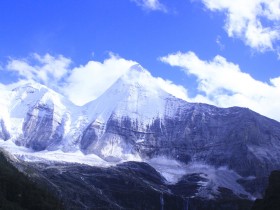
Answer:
(63, 53, 137, 105)
(160, 51, 280, 121)
(216, 35, 225, 50)
(200, 0, 280, 52)
(131, 0, 167, 12)
(6, 53, 71, 88)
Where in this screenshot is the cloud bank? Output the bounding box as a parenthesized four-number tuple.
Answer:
(201, 0, 280, 52)
(160, 51, 280, 121)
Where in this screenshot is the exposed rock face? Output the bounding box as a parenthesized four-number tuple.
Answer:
(2, 83, 72, 151)
(0, 119, 10, 141)
(81, 102, 280, 178)
(21, 103, 65, 151)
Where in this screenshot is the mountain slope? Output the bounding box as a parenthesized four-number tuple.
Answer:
(4, 155, 253, 210)
(0, 149, 63, 210)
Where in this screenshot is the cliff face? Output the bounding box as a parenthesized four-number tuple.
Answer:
(252, 170, 280, 210)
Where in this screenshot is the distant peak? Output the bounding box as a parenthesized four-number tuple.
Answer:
(11, 82, 63, 101)
(12, 82, 48, 91)
(11, 82, 49, 94)
(119, 64, 154, 87)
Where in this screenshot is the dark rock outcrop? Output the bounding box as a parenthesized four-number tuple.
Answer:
(22, 103, 65, 150)
(252, 170, 280, 210)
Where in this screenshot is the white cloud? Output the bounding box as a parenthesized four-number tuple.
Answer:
(63, 54, 137, 105)
(201, 0, 280, 52)
(118, 63, 190, 101)
(63, 54, 189, 105)
(132, 0, 167, 12)
(155, 77, 189, 100)
(2, 53, 189, 106)
(160, 51, 280, 121)
(6, 53, 71, 88)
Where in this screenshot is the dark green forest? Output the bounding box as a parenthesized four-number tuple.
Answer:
(0, 151, 63, 210)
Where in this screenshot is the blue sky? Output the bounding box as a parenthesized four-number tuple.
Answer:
(1, 0, 280, 121)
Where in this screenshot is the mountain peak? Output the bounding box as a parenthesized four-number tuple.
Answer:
(11, 82, 75, 108)
(129, 63, 146, 73)
(83, 64, 179, 126)
(119, 64, 161, 92)
(12, 82, 49, 93)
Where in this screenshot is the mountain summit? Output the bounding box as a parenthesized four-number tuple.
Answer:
(79, 64, 189, 160)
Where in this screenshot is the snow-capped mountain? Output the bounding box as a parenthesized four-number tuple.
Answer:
(1, 83, 76, 151)
(1, 64, 280, 207)
(79, 64, 190, 160)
